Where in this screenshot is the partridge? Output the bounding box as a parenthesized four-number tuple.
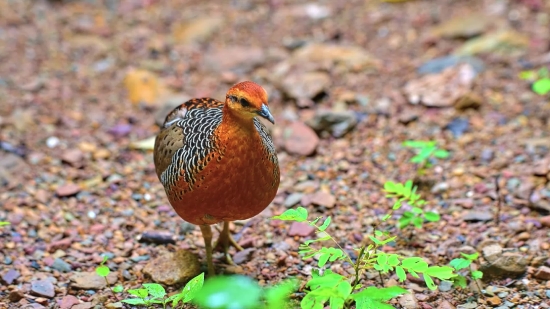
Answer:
(153, 81, 280, 275)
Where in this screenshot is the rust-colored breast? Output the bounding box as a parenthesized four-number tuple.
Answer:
(153, 98, 280, 225)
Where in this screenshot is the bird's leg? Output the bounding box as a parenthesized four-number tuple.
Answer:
(214, 221, 244, 264)
(199, 225, 215, 277)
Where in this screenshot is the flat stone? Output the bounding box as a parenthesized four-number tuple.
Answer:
(143, 249, 201, 286)
(72, 303, 93, 309)
(462, 210, 493, 222)
(310, 191, 336, 208)
(480, 252, 528, 280)
(1, 269, 20, 284)
(172, 17, 224, 44)
(138, 230, 176, 245)
(284, 193, 304, 208)
(287, 222, 315, 237)
(280, 71, 330, 100)
(437, 300, 456, 309)
(534, 266, 550, 280)
(540, 216, 550, 228)
(8, 290, 24, 302)
(232, 248, 255, 265)
(58, 295, 80, 309)
(70, 272, 117, 290)
(61, 149, 84, 166)
(51, 258, 72, 272)
(55, 184, 81, 197)
(306, 109, 358, 138)
(31, 279, 55, 298)
(399, 292, 419, 309)
(283, 121, 319, 156)
(105, 302, 123, 309)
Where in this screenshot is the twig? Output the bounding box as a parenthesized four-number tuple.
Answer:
(494, 175, 502, 225)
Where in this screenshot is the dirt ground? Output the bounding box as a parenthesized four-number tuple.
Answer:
(1, 0, 550, 308)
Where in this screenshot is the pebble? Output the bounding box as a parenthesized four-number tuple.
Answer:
(480, 251, 528, 280)
(284, 193, 304, 208)
(31, 279, 55, 298)
(457, 303, 478, 309)
(8, 290, 25, 302)
(106, 302, 124, 309)
(462, 210, 493, 222)
(399, 293, 419, 309)
(446, 117, 470, 138)
(72, 303, 93, 309)
(70, 272, 117, 290)
(310, 191, 336, 208)
(138, 230, 176, 245)
(232, 248, 255, 265)
(55, 183, 81, 197)
(61, 149, 84, 166)
(143, 249, 201, 285)
(486, 295, 502, 306)
(439, 280, 453, 292)
(540, 216, 550, 228)
(287, 222, 315, 237)
(1, 269, 20, 284)
(280, 71, 330, 101)
(306, 109, 358, 138)
(52, 257, 72, 272)
(437, 300, 456, 309)
(534, 266, 550, 280)
(283, 121, 319, 156)
(58, 295, 80, 309)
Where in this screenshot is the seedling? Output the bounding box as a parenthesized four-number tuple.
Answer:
(0, 222, 9, 227)
(95, 256, 124, 294)
(519, 67, 550, 95)
(272, 202, 456, 309)
(449, 252, 483, 293)
(383, 180, 440, 231)
(402, 140, 449, 174)
(122, 273, 204, 308)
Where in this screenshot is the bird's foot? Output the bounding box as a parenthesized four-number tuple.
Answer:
(214, 222, 243, 265)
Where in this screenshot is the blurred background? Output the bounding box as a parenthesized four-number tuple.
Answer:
(1, 0, 550, 308)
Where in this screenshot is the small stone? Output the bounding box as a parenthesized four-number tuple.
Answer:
(284, 193, 304, 208)
(70, 272, 117, 290)
(486, 295, 502, 306)
(281, 71, 330, 100)
(31, 279, 55, 298)
(480, 252, 528, 280)
(232, 248, 255, 265)
(1, 269, 20, 284)
(306, 109, 358, 138)
(540, 216, 550, 228)
(431, 13, 492, 39)
(8, 290, 24, 302)
(462, 210, 493, 222)
(288, 222, 315, 237)
(310, 191, 336, 208)
(534, 266, 550, 280)
(457, 303, 478, 309)
(399, 292, 419, 309)
(143, 249, 201, 286)
(51, 258, 72, 272)
(446, 117, 470, 138)
(482, 244, 503, 260)
(439, 280, 453, 292)
(283, 121, 319, 156)
(138, 231, 176, 245)
(172, 17, 224, 44)
(55, 184, 81, 197)
(516, 232, 530, 241)
(105, 302, 123, 309)
(437, 300, 456, 309)
(61, 149, 84, 166)
(72, 303, 93, 309)
(58, 295, 80, 309)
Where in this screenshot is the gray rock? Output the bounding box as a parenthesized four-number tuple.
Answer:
(306, 109, 358, 138)
(143, 250, 201, 286)
(284, 193, 304, 208)
(480, 252, 529, 280)
(462, 210, 493, 222)
(52, 258, 72, 272)
(70, 272, 117, 290)
(31, 279, 55, 298)
(439, 280, 453, 292)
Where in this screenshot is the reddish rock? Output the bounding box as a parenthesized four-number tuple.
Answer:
(534, 266, 550, 280)
(540, 216, 550, 228)
(310, 191, 336, 208)
(55, 184, 81, 197)
(288, 222, 315, 237)
(61, 149, 84, 166)
(58, 295, 80, 309)
(283, 121, 319, 156)
(8, 290, 24, 302)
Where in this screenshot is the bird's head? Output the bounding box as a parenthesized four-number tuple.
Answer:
(225, 81, 275, 124)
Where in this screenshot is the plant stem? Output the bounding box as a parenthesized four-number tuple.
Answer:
(494, 175, 502, 225)
(309, 220, 355, 266)
(351, 245, 366, 294)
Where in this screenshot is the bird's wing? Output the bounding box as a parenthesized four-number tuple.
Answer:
(154, 98, 224, 189)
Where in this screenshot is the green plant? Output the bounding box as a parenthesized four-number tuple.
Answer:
(449, 252, 483, 292)
(402, 140, 449, 174)
(95, 256, 124, 293)
(122, 273, 204, 308)
(383, 180, 440, 230)
(0, 222, 10, 227)
(519, 67, 550, 95)
(272, 203, 456, 309)
(193, 275, 296, 309)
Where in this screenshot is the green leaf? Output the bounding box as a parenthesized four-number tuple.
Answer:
(265, 280, 297, 309)
(382, 214, 391, 221)
(351, 286, 408, 302)
(460, 252, 479, 261)
(318, 217, 331, 231)
(424, 212, 440, 222)
(402, 140, 431, 149)
(304, 235, 331, 246)
(449, 258, 471, 271)
(471, 270, 483, 280)
(433, 149, 450, 159)
(95, 265, 110, 277)
(318, 253, 330, 267)
(143, 283, 166, 299)
(396, 266, 406, 282)
(112, 285, 124, 293)
(387, 254, 400, 267)
(398, 217, 411, 229)
(401, 257, 428, 273)
(533, 78, 550, 95)
(519, 70, 535, 80)
(128, 288, 148, 298)
(0, 221, 10, 226)
(424, 266, 456, 280)
(411, 216, 423, 228)
(424, 275, 436, 290)
(181, 272, 204, 303)
(121, 298, 147, 305)
(272, 207, 308, 222)
(411, 207, 423, 215)
(193, 275, 262, 309)
(452, 276, 467, 288)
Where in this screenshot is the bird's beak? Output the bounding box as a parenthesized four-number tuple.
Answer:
(258, 104, 275, 124)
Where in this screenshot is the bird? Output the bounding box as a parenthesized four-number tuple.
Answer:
(153, 81, 280, 276)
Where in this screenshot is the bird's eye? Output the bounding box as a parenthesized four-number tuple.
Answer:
(240, 98, 250, 107)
